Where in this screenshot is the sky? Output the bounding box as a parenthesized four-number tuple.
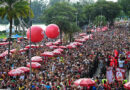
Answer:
(94, 0, 117, 2)
(34, 0, 118, 2)
(73, 0, 118, 2)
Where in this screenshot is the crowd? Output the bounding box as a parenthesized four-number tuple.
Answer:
(0, 25, 129, 90)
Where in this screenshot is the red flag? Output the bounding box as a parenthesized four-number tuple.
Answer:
(114, 50, 119, 58)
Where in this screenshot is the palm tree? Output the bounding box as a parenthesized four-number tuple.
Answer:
(0, 0, 33, 60)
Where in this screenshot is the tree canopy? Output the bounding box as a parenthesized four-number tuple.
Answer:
(0, 0, 33, 21)
(73, 2, 86, 27)
(41, 2, 80, 34)
(94, 15, 107, 26)
(0, 0, 33, 59)
(31, 0, 47, 23)
(118, 0, 130, 17)
(84, 1, 121, 25)
(49, 0, 66, 6)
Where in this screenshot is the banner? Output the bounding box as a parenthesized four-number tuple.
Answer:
(115, 68, 125, 81)
(106, 67, 114, 84)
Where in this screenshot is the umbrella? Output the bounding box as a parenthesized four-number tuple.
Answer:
(8, 69, 24, 76)
(53, 42, 60, 45)
(71, 42, 83, 46)
(36, 45, 44, 48)
(45, 42, 53, 46)
(31, 56, 42, 62)
(49, 45, 58, 49)
(102, 26, 108, 32)
(66, 45, 76, 49)
(70, 42, 78, 46)
(96, 28, 101, 32)
(0, 42, 9, 46)
(10, 49, 16, 53)
(53, 39, 61, 45)
(25, 45, 36, 49)
(59, 46, 66, 49)
(75, 39, 86, 42)
(17, 41, 21, 43)
(19, 48, 28, 53)
(27, 62, 41, 69)
(79, 33, 86, 36)
(12, 34, 22, 38)
(74, 78, 95, 87)
(53, 50, 61, 55)
(124, 82, 130, 89)
(54, 48, 64, 52)
(74, 78, 84, 86)
(91, 29, 96, 32)
(17, 67, 30, 73)
(83, 34, 93, 38)
(41, 52, 54, 57)
(0, 50, 12, 58)
(76, 42, 83, 46)
(18, 37, 24, 41)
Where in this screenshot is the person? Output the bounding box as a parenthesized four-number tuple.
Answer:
(19, 84, 24, 90)
(103, 80, 110, 90)
(118, 58, 125, 68)
(97, 83, 104, 90)
(42, 83, 51, 90)
(92, 86, 96, 90)
(123, 79, 127, 84)
(0, 24, 129, 89)
(102, 79, 107, 84)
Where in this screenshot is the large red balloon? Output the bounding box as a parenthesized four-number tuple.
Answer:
(45, 24, 60, 39)
(27, 26, 44, 42)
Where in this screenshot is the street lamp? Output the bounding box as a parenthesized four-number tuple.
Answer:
(29, 0, 32, 89)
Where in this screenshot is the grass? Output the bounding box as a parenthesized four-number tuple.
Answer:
(0, 33, 26, 39)
(0, 34, 7, 39)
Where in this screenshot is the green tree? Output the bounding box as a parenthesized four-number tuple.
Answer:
(97, 0, 106, 2)
(84, 1, 121, 26)
(49, 0, 65, 6)
(31, 0, 47, 23)
(0, 17, 8, 24)
(93, 15, 107, 26)
(41, 2, 80, 43)
(0, 0, 33, 59)
(73, 2, 87, 27)
(80, 0, 94, 5)
(83, 4, 95, 24)
(118, 0, 130, 17)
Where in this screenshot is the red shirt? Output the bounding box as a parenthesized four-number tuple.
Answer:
(126, 51, 130, 60)
(103, 84, 111, 90)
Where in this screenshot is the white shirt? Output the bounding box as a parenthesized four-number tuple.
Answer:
(20, 75, 25, 80)
(118, 60, 124, 68)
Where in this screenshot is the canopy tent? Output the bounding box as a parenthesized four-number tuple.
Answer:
(12, 34, 22, 38)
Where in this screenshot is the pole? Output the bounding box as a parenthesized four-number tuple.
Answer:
(76, 12, 78, 26)
(29, 0, 32, 89)
(100, 7, 102, 27)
